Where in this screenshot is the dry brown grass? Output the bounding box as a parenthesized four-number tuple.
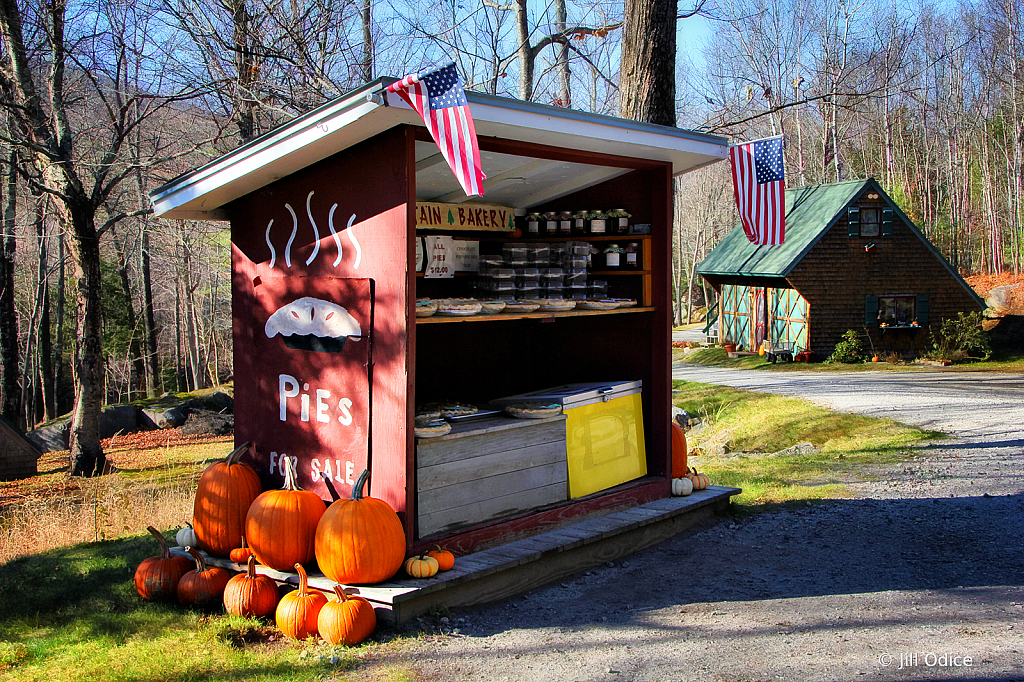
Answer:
(0, 435, 232, 565)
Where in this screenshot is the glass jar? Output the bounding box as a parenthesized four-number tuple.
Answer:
(588, 210, 608, 235)
(525, 212, 542, 235)
(608, 209, 631, 234)
(603, 243, 623, 268)
(544, 211, 559, 235)
(559, 211, 573, 235)
(573, 210, 589, 234)
(625, 242, 640, 268)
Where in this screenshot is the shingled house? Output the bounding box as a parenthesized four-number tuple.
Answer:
(696, 178, 984, 359)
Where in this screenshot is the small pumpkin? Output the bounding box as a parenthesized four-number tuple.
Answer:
(671, 476, 693, 497)
(177, 546, 232, 609)
(246, 456, 326, 571)
(315, 469, 406, 585)
(275, 563, 328, 640)
(176, 522, 198, 548)
(193, 442, 262, 557)
(229, 536, 254, 565)
(871, 355, 880, 362)
(426, 545, 455, 571)
(223, 554, 279, 618)
(671, 422, 689, 479)
(135, 526, 193, 602)
(687, 468, 711, 490)
(404, 554, 439, 578)
(317, 585, 376, 646)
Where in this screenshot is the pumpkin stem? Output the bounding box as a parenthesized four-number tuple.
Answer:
(225, 441, 253, 466)
(332, 584, 348, 602)
(246, 553, 258, 579)
(184, 546, 208, 573)
(294, 563, 309, 596)
(146, 525, 172, 559)
(281, 456, 303, 491)
(351, 469, 370, 501)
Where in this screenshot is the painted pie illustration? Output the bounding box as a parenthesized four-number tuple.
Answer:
(265, 297, 362, 353)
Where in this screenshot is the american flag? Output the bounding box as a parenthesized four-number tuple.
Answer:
(387, 63, 486, 197)
(729, 135, 786, 245)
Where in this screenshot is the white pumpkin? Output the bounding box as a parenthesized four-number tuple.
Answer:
(671, 477, 694, 497)
(176, 522, 198, 547)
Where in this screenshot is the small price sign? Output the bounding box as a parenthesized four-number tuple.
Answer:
(424, 236, 454, 279)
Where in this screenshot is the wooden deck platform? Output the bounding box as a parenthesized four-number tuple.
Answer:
(191, 485, 739, 624)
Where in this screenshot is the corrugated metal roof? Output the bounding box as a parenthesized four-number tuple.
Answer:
(696, 179, 868, 277)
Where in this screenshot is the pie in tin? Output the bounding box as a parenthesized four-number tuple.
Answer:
(504, 403, 563, 418)
(414, 420, 452, 438)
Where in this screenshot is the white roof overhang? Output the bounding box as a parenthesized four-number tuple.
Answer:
(151, 78, 728, 221)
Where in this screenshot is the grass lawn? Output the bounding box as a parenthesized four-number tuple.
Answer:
(672, 379, 945, 513)
(0, 381, 947, 680)
(674, 346, 1024, 373)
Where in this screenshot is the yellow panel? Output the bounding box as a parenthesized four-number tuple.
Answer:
(565, 393, 646, 498)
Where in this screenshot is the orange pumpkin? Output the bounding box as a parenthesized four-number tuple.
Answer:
(687, 468, 710, 490)
(315, 469, 406, 585)
(671, 422, 689, 478)
(245, 457, 326, 571)
(193, 442, 262, 557)
(223, 554, 279, 618)
(275, 563, 328, 640)
(317, 585, 376, 646)
(177, 546, 232, 609)
(229, 536, 253, 564)
(134, 526, 193, 602)
(426, 545, 455, 571)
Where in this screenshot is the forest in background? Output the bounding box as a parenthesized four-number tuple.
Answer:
(1, 0, 1021, 442)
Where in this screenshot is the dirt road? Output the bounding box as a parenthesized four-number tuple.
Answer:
(361, 368, 1024, 682)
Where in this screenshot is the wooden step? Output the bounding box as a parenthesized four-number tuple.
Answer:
(183, 486, 739, 624)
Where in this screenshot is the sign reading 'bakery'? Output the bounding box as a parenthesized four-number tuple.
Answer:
(416, 202, 516, 232)
(249, 275, 373, 500)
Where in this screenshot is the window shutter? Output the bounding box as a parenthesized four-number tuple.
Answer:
(847, 207, 861, 237)
(881, 207, 894, 237)
(865, 295, 879, 327)
(916, 294, 929, 326)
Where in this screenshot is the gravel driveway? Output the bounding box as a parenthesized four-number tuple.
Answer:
(364, 367, 1024, 682)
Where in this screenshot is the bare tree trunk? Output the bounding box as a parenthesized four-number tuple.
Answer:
(54, 230, 66, 412)
(514, 0, 533, 101)
(113, 229, 146, 400)
(361, 0, 372, 82)
(35, 192, 54, 421)
(0, 145, 20, 425)
(619, 0, 676, 125)
(554, 0, 570, 106)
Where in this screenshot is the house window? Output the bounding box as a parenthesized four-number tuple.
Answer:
(877, 296, 916, 325)
(860, 208, 880, 237)
(866, 294, 929, 327)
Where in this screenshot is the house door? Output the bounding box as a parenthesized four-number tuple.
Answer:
(753, 288, 767, 350)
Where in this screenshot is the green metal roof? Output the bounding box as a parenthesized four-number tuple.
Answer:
(696, 178, 869, 277)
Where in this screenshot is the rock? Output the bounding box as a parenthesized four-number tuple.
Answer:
(26, 419, 70, 452)
(100, 405, 139, 439)
(672, 407, 691, 430)
(200, 391, 234, 413)
(140, 406, 188, 430)
(180, 409, 234, 436)
(774, 442, 818, 457)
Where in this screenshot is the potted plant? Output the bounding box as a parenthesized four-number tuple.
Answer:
(721, 338, 738, 353)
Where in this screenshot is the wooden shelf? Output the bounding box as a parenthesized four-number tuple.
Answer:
(417, 232, 651, 242)
(589, 269, 649, 276)
(417, 306, 654, 324)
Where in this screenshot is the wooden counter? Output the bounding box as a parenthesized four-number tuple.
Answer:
(416, 414, 568, 538)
